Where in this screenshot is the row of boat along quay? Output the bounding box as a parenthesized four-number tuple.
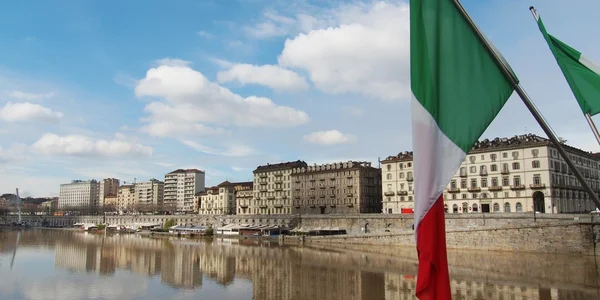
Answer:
(0, 229, 599, 300)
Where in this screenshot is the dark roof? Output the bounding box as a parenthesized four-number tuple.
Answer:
(217, 181, 253, 187)
(167, 168, 205, 174)
(383, 134, 600, 162)
(196, 186, 219, 196)
(253, 160, 308, 173)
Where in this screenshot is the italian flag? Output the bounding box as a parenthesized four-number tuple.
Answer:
(410, 0, 516, 299)
(533, 8, 600, 116)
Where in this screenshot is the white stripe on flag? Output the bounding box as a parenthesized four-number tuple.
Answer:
(580, 55, 600, 77)
(411, 94, 467, 237)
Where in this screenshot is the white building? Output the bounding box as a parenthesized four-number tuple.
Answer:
(58, 180, 100, 209)
(99, 178, 119, 207)
(135, 178, 164, 211)
(381, 134, 600, 214)
(198, 181, 252, 215)
(252, 160, 307, 215)
(164, 169, 205, 213)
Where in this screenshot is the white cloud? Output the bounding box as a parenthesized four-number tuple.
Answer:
(217, 63, 309, 91)
(278, 1, 410, 100)
(135, 60, 309, 136)
(244, 10, 297, 38)
(208, 57, 234, 68)
(0, 102, 63, 123)
(8, 90, 55, 100)
(0, 144, 28, 163)
(32, 133, 153, 157)
(153, 58, 192, 67)
(197, 30, 214, 38)
(303, 130, 357, 145)
(181, 140, 256, 157)
(141, 121, 228, 138)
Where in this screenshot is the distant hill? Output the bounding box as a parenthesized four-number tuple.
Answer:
(0, 194, 55, 206)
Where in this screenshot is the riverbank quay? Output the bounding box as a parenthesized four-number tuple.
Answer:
(2, 213, 599, 254)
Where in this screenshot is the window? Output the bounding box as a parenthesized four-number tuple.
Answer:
(532, 160, 540, 168)
(462, 194, 467, 199)
(400, 196, 405, 201)
(493, 192, 498, 198)
(470, 166, 477, 173)
(450, 180, 457, 188)
(452, 194, 456, 200)
(399, 163, 404, 169)
(386, 173, 392, 180)
(516, 202, 523, 212)
(502, 163, 509, 172)
(491, 154, 497, 161)
(504, 202, 511, 212)
(493, 203, 500, 212)
(472, 193, 478, 199)
(504, 192, 509, 198)
(491, 164, 497, 172)
(480, 165, 487, 173)
(408, 185, 413, 191)
(481, 193, 488, 199)
(512, 151, 519, 159)
(470, 179, 477, 188)
(399, 172, 404, 178)
(512, 162, 520, 170)
(407, 171, 413, 178)
(462, 202, 468, 213)
(387, 184, 392, 192)
(460, 179, 467, 188)
(513, 176, 521, 186)
(491, 177, 498, 187)
(481, 155, 484, 160)
(386, 165, 391, 171)
(533, 174, 541, 185)
(469, 156, 476, 163)
(453, 204, 458, 213)
(472, 203, 478, 212)
(408, 196, 413, 201)
(503, 152, 508, 158)
(460, 167, 466, 176)
(407, 163, 412, 167)
(481, 178, 488, 188)
(532, 149, 539, 157)
(502, 176, 509, 186)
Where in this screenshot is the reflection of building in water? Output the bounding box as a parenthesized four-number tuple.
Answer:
(161, 246, 202, 289)
(54, 242, 116, 275)
(198, 252, 236, 285)
(384, 273, 567, 300)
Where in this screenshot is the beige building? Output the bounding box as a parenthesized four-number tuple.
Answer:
(117, 185, 136, 213)
(252, 160, 308, 215)
(198, 181, 252, 215)
(164, 169, 206, 213)
(104, 194, 118, 212)
(58, 180, 100, 210)
(290, 161, 382, 214)
(235, 183, 254, 215)
(381, 134, 600, 214)
(99, 178, 120, 207)
(135, 178, 164, 212)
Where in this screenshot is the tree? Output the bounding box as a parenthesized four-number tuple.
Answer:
(164, 218, 176, 229)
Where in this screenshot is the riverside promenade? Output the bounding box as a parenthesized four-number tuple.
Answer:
(3, 213, 599, 255)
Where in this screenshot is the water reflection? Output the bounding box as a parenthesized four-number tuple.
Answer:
(0, 229, 598, 300)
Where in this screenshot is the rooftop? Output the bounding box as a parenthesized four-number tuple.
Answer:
(167, 168, 205, 174)
(291, 161, 376, 174)
(253, 160, 308, 173)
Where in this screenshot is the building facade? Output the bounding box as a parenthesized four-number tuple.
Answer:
(235, 183, 254, 215)
(252, 161, 308, 215)
(164, 169, 206, 213)
(58, 180, 100, 209)
(198, 181, 252, 215)
(99, 178, 120, 208)
(117, 185, 136, 213)
(135, 178, 164, 211)
(104, 194, 118, 211)
(290, 161, 382, 214)
(381, 134, 600, 214)
(197, 186, 220, 215)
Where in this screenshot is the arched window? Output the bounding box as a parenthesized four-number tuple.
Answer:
(462, 202, 468, 213)
(387, 165, 392, 171)
(386, 173, 392, 180)
(399, 163, 404, 169)
(444, 204, 448, 213)
(493, 203, 500, 212)
(504, 202, 511, 212)
(516, 202, 523, 212)
(472, 203, 478, 212)
(452, 204, 458, 213)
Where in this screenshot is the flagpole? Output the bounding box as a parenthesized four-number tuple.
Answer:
(453, 0, 600, 210)
(585, 113, 600, 146)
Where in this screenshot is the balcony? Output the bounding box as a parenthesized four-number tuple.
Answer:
(384, 191, 395, 196)
(407, 177, 414, 182)
(347, 175, 353, 179)
(530, 183, 546, 189)
(346, 193, 353, 197)
(447, 188, 460, 193)
(510, 184, 526, 190)
(274, 187, 283, 191)
(239, 204, 248, 208)
(259, 174, 268, 178)
(259, 181, 267, 185)
(501, 169, 510, 175)
(274, 172, 283, 177)
(479, 171, 488, 176)
(274, 204, 283, 208)
(459, 173, 468, 178)
(467, 187, 481, 192)
(259, 188, 268, 192)
(320, 186, 326, 189)
(274, 179, 283, 184)
(347, 183, 353, 187)
(267, 196, 275, 200)
(347, 204, 354, 207)
(259, 205, 268, 209)
(397, 191, 408, 196)
(488, 186, 503, 191)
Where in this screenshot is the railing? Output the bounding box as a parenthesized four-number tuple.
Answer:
(529, 183, 546, 189)
(488, 186, 503, 191)
(510, 184, 526, 190)
(384, 191, 395, 196)
(447, 188, 460, 193)
(467, 187, 481, 192)
(397, 191, 408, 196)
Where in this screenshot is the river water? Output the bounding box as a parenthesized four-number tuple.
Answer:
(0, 229, 598, 300)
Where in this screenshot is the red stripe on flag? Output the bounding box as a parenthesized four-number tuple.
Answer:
(416, 195, 451, 300)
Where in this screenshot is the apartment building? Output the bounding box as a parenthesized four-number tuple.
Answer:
(291, 161, 382, 214)
(235, 182, 254, 215)
(98, 178, 120, 207)
(104, 194, 117, 211)
(381, 134, 600, 214)
(117, 185, 136, 213)
(252, 160, 308, 215)
(58, 180, 100, 209)
(135, 178, 164, 211)
(164, 169, 206, 213)
(198, 181, 253, 215)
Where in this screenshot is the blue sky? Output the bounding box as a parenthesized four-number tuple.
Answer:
(1, 0, 599, 197)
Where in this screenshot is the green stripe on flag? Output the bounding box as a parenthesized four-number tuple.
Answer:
(410, 0, 515, 153)
(535, 15, 600, 116)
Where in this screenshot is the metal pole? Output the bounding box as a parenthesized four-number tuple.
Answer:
(585, 113, 600, 146)
(452, 1, 600, 210)
(15, 188, 21, 224)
